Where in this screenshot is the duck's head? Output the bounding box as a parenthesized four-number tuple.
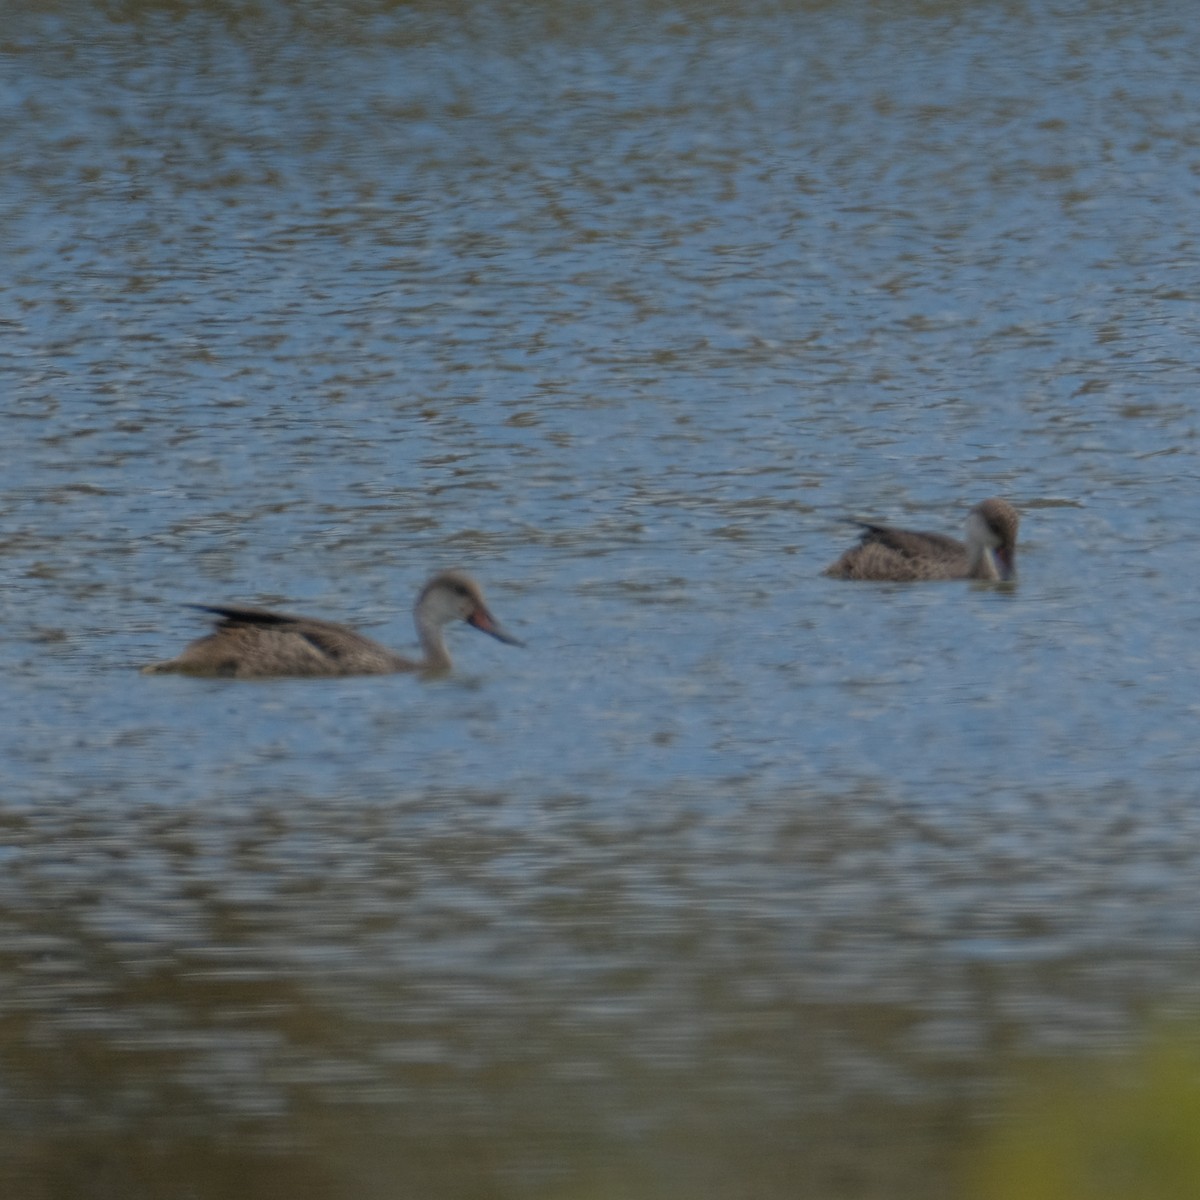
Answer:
(966, 498, 1019, 581)
(418, 570, 524, 645)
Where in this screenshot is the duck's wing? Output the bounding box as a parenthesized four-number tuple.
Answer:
(853, 523, 965, 561)
(824, 521, 969, 580)
(188, 605, 412, 673)
(188, 603, 280, 627)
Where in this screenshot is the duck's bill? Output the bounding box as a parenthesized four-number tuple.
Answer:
(992, 549, 1016, 581)
(468, 606, 525, 646)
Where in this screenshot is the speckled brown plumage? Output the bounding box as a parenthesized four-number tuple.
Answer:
(141, 570, 522, 679)
(823, 498, 1019, 582)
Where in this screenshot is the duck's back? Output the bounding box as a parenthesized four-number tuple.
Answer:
(823, 524, 970, 581)
(142, 605, 414, 678)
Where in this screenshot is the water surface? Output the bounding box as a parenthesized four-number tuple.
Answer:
(4, 2, 1200, 1196)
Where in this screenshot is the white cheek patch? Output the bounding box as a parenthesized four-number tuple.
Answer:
(965, 510, 996, 548)
(964, 509, 1004, 580)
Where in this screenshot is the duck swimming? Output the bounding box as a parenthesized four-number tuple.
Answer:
(141, 569, 522, 678)
(823, 498, 1019, 582)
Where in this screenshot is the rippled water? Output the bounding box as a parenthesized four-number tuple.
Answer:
(4, 1, 1200, 1196)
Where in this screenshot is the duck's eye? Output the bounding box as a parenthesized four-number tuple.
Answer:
(452, 583, 470, 598)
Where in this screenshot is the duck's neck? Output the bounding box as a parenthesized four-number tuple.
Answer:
(415, 610, 453, 674)
(966, 539, 999, 580)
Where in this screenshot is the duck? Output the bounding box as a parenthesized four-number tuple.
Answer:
(141, 569, 522, 678)
(823, 498, 1019, 582)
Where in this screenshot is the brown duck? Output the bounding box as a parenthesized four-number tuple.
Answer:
(142, 569, 522, 678)
(823, 498, 1019, 582)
